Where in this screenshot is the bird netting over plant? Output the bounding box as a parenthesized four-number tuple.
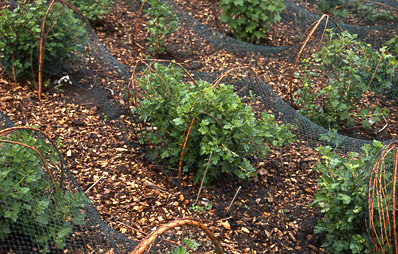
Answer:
(0, 112, 225, 254)
(0, 0, 398, 252)
(0, 113, 138, 253)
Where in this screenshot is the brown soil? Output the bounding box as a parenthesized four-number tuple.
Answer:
(1, 0, 397, 253)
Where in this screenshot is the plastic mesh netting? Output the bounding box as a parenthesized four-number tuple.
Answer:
(1, 0, 397, 253)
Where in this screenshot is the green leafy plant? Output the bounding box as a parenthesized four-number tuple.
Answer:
(294, 30, 396, 129)
(68, 0, 113, 22)
(318, 0, 397, 23)
(144, 0, 179, 55)
(0, 0, 88, 81)
(368, 141, 398, 253)
(312, 140, 385, 253)
(350, 2, 397, 24)
(134, 63, 294, 184)
(190, 203, 212, 213)
(0, 128, 87, 253)
(386, 34, 398, 65)
(318, 0, 348, 18)
(219, 0, 285, 44)
(168, 238, 200, 254)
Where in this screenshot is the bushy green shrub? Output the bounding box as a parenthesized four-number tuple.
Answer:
(312, 140, 398, 253)
(318, 0, 397, 23)
(135, 63, 294, 184)
(144, 0, 178, 55)
(0, 0, 88, 81)
(168, 238, 200, 254)
(318, 0, 347, 18)
(219, 0, 285, 44)
(294, 30, 396, 129)
(68, 0, 113, 22)
(0, 129, 87, 253)
(386, 34, 398, 59)
(351, 3, 397, 24)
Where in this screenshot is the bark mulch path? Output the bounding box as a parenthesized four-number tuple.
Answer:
(1, 0, 397, 253)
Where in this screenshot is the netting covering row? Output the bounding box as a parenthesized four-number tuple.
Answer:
(1, 0, 397, 253)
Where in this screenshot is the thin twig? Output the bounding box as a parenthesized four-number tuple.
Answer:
(226, 186, 241, 214)
(195, 152, 212, 205)
(85, 174, 106, 193)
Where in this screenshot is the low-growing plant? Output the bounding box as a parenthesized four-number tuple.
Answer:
(387, 34, 398, 52)
(0, 128, 87, 253)
(168, 238, 200, 254)
(350, 2, 397, 24)
(312, 140, 384, 253)
(144, 0, 179, 55)
(68, 0, 113, 22)
(368, 141, 398, 253)
(190, 203, 212, 213)
(318, 0, 348, 18)
(134, 63, 294, 184)
(318, 0, 397, 24)
(294, 30, 396, 129)
(0, 0, 88, 81)
(219, 0, 285, 44)
(386, 35, 398, 64)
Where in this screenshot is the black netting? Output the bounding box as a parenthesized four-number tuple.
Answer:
(1, 0, 397, 252)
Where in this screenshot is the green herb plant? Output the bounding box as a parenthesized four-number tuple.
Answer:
(0, 128, 87, 253)
(294, 30, 396, 130)
(134, 63, 294, 184)
(0, 0, 88, 81)
(168, 238, 200, 254)
(368, 141, 398, 253)
(312, 138, 398, 254)
(190, 203, 212, 213)
(68, 0, 113, 22)
(386, 34, 398, 61)
(144, 0, 179, 55)
(312, 140, 383, 253)
(318, 0, 397, 24)
(350, 2, 397, 24)
(219, 0, 285, 44)
(318, 0, 348, 18)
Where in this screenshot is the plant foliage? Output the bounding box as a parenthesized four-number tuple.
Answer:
(168, 238, 200, 254)
(135, 63, 294, 184)
(312, 139, 398, 253)
(219, 0, 285, 44)
(0, 0, 88, 81)
(318, 0, 397, 23)
(68, 0, 113, 22)
(368, 141, 398, 253)
(0, 129, 87, 253)
(144, 0, 179, 55)
(294, 30, 397, 129)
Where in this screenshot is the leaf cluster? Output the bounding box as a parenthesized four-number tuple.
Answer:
(0, 0, 88, 81)
(168, 238, 200, 254)
(144, 0, 179, 55)
(350, 3, 397, 24)
(135, 63, 294, 184)
(312, 140, 397, 253)
(386, 35, 398, 60)
(318, 0, 397, 23)
(295, 30, 397, 129)
(0, 129, 87, 253)
(68, 0, 113, 22)
(318, 0, 349, 18)
(219, 0, 285, 44)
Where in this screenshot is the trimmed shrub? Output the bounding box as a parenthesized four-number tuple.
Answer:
(0, 0, 88, 81)
(134, 63, 294, 184)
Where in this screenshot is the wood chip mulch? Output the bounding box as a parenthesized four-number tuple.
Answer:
(1, 0, 397, 253)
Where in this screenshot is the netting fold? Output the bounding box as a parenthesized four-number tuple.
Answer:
(1, 0, 398, 252)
